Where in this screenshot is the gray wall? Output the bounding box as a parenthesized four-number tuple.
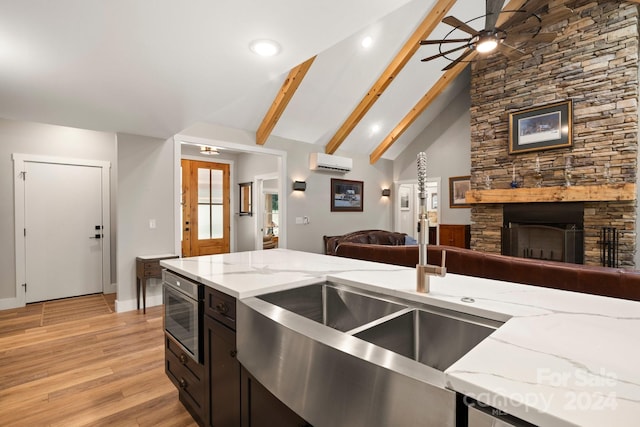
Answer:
(180, 123, 394, 254)
(0, 118, 116, 301)
(116, 133, 175, 309)
(394, 86, 472, 225)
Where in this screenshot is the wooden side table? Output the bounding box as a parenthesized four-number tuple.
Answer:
(135, 254, 179, 313)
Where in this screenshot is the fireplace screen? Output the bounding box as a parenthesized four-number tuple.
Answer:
(502, 225, 584, 264)
(501, 202, 584, 264)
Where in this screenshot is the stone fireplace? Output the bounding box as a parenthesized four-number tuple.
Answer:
(468, 1, 638, 268)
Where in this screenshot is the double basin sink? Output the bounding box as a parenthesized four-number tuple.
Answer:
(237, 281, 502, 427)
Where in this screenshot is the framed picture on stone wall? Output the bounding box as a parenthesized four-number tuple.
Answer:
(449, 176, 471, 208)
(509, 100, 573, 154)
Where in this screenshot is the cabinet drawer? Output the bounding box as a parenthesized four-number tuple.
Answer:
(205, 287, 236, 330)
(166, 337, 204, 420)
(143, 261, 158, 270)
(165, 332, 203, 380)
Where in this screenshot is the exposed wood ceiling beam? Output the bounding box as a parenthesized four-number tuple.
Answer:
(256, 56, 316, 145)
(368, 0, 531, 163)
(324, 0, 458, 155)
(369, 50, 477, 164)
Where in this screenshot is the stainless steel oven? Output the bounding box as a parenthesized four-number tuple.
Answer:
(163, 270, 204, 363)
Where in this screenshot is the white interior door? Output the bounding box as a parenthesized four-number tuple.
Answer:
(24, 161, 103, 303)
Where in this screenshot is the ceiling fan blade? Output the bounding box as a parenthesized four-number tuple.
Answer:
(497, 42, 525, 60)
(442, 48, 474, 71)
(541, 6, 573, 26)
(507, 15, 542, 34)
(485, 0, 505, 31)
(421, 44, 468, 62)
(420, 38, 471, 45)
(506, 32, 556, 44)
(500, 0, 548, 29)
(443, 16, 479, 36)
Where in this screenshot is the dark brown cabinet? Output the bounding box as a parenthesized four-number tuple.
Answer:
(439, 224, 471, 249)
(204, 286, 240, 427)
(205, 311, 240, 426)
(202, 286, 308, 427)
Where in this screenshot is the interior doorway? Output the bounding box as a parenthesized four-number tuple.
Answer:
(258, 176, 279, 250)
(181, 159, 231, 256)
(394, 178, 440, 243)
(173, 134, 288, 256)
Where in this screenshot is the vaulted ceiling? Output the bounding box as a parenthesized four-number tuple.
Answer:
(1, 1, 634, 162)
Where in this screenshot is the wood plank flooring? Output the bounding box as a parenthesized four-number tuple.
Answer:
(0, 295, 198, 427)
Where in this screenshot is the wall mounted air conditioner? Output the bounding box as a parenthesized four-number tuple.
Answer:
(309, 152, 352, 173)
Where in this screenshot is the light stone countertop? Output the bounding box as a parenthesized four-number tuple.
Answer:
(161, 248, 640, 427)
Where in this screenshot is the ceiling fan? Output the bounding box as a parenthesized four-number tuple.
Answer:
(420, 0, 573, 71)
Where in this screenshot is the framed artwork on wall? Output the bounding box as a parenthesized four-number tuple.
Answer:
(449, 176, 471, 208)
(399, 186, 411, 211)
(509, 100, 573, 154)
(331, 178, 363, 212)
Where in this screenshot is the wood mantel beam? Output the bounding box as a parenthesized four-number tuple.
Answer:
(324, 0, 458, 155)
(256, 56, 316, 146)
(466, 184, 637, 204)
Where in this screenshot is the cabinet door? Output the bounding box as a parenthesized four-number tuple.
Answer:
(205, 315, 241, 427)
(240, 367, 311, 427)
(439, 224, 471, 248)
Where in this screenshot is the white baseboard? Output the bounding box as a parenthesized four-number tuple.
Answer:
(115, 294, 163, 313)
(0, 297, 20, 310)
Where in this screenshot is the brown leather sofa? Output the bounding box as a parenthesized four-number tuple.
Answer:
(323, 230, 408, 256)
(334, 242, 640, 302)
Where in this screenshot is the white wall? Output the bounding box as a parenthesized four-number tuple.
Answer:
(116, 133, 175, 311)
(0, 118, 116, 302)
(394, 85, 472, 226)
(179, 123, 394, 254)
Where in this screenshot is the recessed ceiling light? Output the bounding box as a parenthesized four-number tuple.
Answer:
(361, 36, 373, 48)
(371, 124, 381, 134)
(249, 39, 281, 57)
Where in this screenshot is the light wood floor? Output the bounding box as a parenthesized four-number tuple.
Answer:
(0, 294, 198, 427)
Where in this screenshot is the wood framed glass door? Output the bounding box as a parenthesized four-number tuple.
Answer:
(181, 159, 230, 257)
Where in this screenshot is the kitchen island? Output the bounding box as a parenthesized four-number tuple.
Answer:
(162, 248, 640, 427)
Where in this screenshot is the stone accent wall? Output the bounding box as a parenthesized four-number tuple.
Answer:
(469, 1, 639, 266)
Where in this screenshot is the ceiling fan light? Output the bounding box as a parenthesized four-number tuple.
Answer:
(476, 36, 498, 53)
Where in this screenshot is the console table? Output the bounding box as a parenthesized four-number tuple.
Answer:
(135, 254, 179, 313)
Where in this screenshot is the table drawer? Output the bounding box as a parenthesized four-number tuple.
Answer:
(204, 287, 236, 330)
(143, 266, 161, 277)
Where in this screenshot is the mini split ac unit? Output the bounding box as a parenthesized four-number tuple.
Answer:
(309, 152, 352, 173)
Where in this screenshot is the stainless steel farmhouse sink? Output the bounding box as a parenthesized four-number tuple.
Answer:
(257, 282, 407, 332)
(238, 282, 503, 427)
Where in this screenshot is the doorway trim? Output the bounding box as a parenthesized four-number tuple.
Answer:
(173, 134, 288, 256)
(8, 153, 111, 309)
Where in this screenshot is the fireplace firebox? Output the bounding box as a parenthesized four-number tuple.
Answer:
(501, 203, 584, 264)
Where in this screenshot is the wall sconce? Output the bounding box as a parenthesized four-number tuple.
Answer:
(293, 180, 307, 191)
(381, 188, 391, 197)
